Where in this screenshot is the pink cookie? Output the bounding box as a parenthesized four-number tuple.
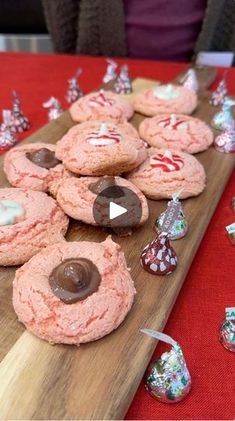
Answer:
(56, 121, 147, 175)
(55, 176, 149, 227)
(70, 90, 134, 123)
(0, 188, 69, 266)
(139, 114, 214, 154)
(4, 142, 72, 193)
(56, 120, 139, 158)
(13, 237, 135, 344)
(133, 84, 198, 116)
(127, 148, 206, 199)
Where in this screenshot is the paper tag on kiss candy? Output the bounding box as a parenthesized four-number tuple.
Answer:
(141, 329, 179, 350)
(226, 307, 235, 320)
(161, 200, 181, 234)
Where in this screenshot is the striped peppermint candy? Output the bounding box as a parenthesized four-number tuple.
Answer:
(150, 150, 184, 172)
(88, 90, 114, 107)
(158, 114, 188, 130)
(86, 123, 121, 146)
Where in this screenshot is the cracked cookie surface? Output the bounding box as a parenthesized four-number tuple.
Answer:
(13, 237, 135, 344)
(0, 188, 69, 265)
(55, 175, 149, 227)
(70, 90, 134, 123)
(127, 148, 206, 199)
(139, 114, 213, 154)
(4, 142, 72, 192)
(56, 121, 147, 176)
(133, 85, 197, 116)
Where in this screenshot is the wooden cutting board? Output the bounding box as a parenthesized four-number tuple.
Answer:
(0, 75, 234, 420)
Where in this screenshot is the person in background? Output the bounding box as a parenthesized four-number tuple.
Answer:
(42, 0, 235, 62)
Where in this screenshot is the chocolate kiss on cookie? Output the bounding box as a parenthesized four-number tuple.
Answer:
(140, 233, 177, 275)
(49, 258, 101, 304)
(89, 176, 124, 198)
(26, 148, 61, 169)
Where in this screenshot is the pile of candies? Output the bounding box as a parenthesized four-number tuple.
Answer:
(42, 61, 132, 123)
(103, 59, 132, 94)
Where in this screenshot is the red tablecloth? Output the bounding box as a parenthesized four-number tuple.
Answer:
(0, 53, 234, 420)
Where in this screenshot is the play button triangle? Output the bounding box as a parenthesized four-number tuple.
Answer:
(109, 202, 127, 220)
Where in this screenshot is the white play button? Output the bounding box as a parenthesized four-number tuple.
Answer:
(93, 184, 142, 228)
(109, 202, 127, 220)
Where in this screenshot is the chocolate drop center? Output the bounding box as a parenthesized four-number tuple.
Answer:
(26, 148, 61, 169)
(89, 176, 116, 194)
(89, 176, 124, 198)
(49, 258, 101, 304)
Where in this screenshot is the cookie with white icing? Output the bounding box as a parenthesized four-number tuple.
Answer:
(139, 114, 213, 153)
(133, 84, 198, 117)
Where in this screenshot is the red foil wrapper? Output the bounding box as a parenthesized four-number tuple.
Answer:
(140, 233, 177, 275)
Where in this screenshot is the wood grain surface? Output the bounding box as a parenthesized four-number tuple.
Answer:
(0, 76, 234, 420)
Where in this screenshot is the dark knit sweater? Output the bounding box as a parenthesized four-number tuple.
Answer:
(42, 0, 235, 60)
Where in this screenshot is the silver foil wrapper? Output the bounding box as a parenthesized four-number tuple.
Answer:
(146, 343, 191, 403)
(65, 68, 83, 103)
(214, 121, 235, 153)
(210, 79, 227, 107)
(155, 210, 188, 240)
(155, 198, 188, 240)
(103, 59, 118, 84)
(212, 97, 235, 131)
(113, 64, 132, 94)
(219, 320, 235, 352)
(10, 91, 30, 133)
(0, 110, 18, 150)
(43, 97, 64, 121)
(182, 68, 199, 92)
